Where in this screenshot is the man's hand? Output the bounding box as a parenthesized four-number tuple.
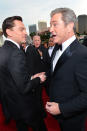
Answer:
(31, 72, 46, 83)
(38, 72, 46, 83)
(38, 49, 43, 57)
(45, 102, 61, 115)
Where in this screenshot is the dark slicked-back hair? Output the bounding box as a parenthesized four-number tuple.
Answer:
(2, 16, 22, 37)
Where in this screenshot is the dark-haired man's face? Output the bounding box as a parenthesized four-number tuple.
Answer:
(6, 20, 27, 45)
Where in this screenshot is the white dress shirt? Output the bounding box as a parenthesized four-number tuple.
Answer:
(48, 46, 55, 57)
(53, 35, 76, 71)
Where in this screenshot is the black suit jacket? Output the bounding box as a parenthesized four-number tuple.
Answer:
(49, 39, 87, 119)
(0, 40, 41, 124)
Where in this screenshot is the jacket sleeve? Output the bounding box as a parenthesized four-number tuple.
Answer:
(8, 49, 40, 94)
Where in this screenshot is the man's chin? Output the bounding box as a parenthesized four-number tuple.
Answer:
(53, 37, 58, 43)
(53, 40, 59, 44)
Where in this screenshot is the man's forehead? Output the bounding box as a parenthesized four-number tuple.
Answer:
(50, 13, 62, 21)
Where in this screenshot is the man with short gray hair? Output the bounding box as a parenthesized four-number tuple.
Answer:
(46, 7, 87, 131)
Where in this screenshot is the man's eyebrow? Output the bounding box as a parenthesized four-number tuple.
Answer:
(50, 21, 57, 24)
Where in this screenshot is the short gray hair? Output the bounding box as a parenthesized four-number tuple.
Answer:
(50, 8, 77, 31)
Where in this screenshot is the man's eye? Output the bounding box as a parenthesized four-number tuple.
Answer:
(53, 23, 58, 26)
(50, 23, 58, 27)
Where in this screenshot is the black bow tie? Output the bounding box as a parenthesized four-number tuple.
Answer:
(55, 44, 62, 51)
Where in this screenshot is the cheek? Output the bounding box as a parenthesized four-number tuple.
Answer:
(14, 33, 21, 38)
(34, 43, 38, 47)
(57, 27, 65, 36)
(36, 44, 39, 47)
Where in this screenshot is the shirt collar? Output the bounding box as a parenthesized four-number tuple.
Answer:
(62, 35, 76, 52)
(6, 38, 20, 49)
(25, 45, 29, 52)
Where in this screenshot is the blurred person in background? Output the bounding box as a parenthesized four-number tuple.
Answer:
(32, 35, 50, 72)
(48, 37, 55, 57)
(43, 41, 48, 49)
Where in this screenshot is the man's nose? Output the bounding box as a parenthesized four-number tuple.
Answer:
(50, 25, 54, 33)
(25, 30, 27, 35)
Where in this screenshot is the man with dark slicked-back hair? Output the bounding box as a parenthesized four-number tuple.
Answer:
(0, 16, 46, 131)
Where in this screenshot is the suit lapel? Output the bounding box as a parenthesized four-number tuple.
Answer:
(52, 39, 79, 76)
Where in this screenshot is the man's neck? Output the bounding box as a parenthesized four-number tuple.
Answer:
(6, 38, 20, 49)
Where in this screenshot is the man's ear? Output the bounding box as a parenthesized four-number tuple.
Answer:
(6, 29, 13, 37)
(67, 22, 74, 32)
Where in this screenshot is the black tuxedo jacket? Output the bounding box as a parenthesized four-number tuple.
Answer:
(49, 39, 87, 119)
(0, 40, 41, 124)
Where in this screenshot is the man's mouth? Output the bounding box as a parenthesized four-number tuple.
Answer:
(52, 35, 56, 37)
(50, 33, 56, 38)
